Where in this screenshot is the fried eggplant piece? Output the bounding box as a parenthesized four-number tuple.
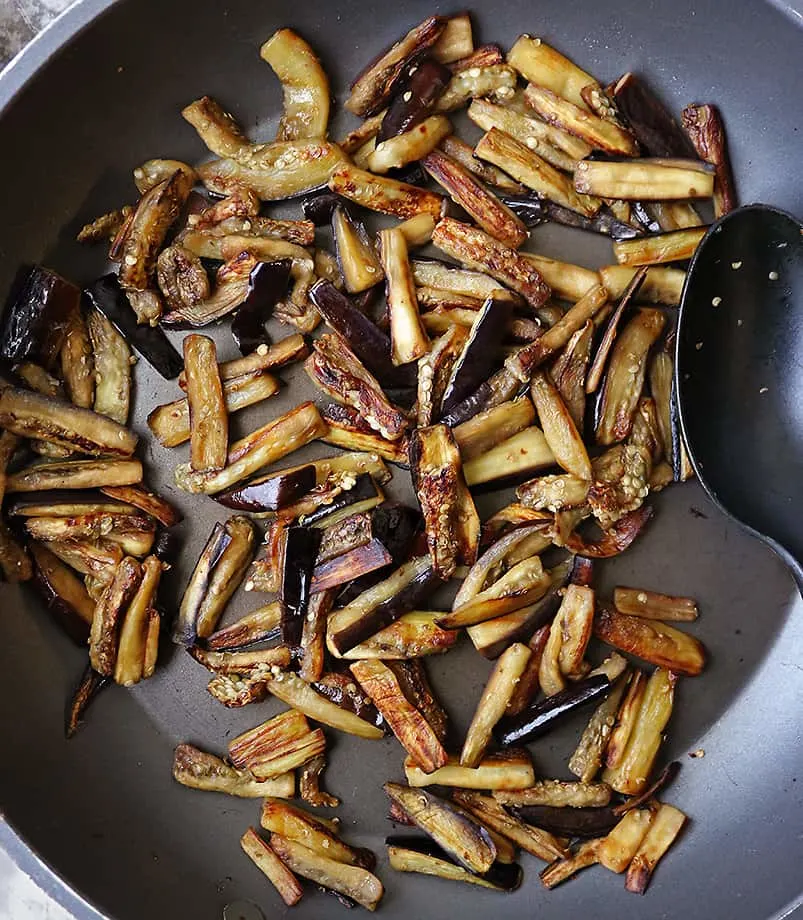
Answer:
(205, 601, 282, 651)
(507, 35, 595, 109)
(156, 245, 211, 314)
(332, 206, 384, 294)
(338, 612, 457, 660)
(624, 803, 686, 894)
(88, 556, 142, 676)
(329, 163, 444, 219)
(597, 807, 656, 873)
(410, 424, 479, 579)
(431, 13, 473, 62)
(385, 784, 496, 873)
(270, 834, 384, 911)
(379, 227, 430, 365)
(174, 401, 326, 495)
(453, 397, 535, 461)
(682, 103, 736, 217)
(423, 149, 527, 248)
(370, 115, 453, 174)
(113, 555, 162, 686)
(119, 170, 193, 306)
(531, 370, 591, 478)
(351, 659, 448, 772)
(613, 227, 707, 266)
(574, 159, 714, 200)
(6, 458, 142, 494)
(405, 749, 534, 790)
(183, 334, 227, 472)
(495, 779, 612, 808)
(305, 334, 407, 440)
(614, 587, 698, 622)
(298, 589, 333, 682)
(196, 516, 255, 639)
(65, 665, 109, 739)
(29, 541, 95, 641)
(321, 404, 410, 465)
(229, 709, 325, 778)
(240, 828, 304, 907)
(299, 754, 340, 808)
(0, 387, 137, 457)
(475, 128, 599, 216)
(172, 522, 232, 646)
(181, 96, 248, 157)
(261, 800, 374, 869)
(462, 426, 555, 487)
(596, 309, 666, 445)
(432, 217, 549, 310)
(594, 606, 705, 676)
(612, 72, 695, 157)
(86, 308, 131, 425)
(260, 28, 330, 140)
(347, 16, 447, 116)
(539, 840, 600, 888)
(60, 308, 94, 409)
(280, 525, 320, 650)
(461, 642, 532, 767)
(198, 140, 346, 200)
(435, 63, 517, 112)
(453, 791, 567, 863)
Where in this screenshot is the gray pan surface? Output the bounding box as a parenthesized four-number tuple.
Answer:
(0, 1, 802, 918)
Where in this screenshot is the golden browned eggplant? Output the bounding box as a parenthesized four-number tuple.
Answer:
(329, 163, 444, 219)
(574, 159, 714, 200)
(240, 828, 304, 907)
(172, 743, 295, 798)
(410, 424, 479, 579)
(405, 749, 535, 790)
(379, 227, 430, 365)
(624, 803, 686, 894)
(682, 103, 737, 217)
(229, 709, 326, 778)
(183, 334, 228, 472)
(436, 64, 517, 112)
(88, 556, 143, 676)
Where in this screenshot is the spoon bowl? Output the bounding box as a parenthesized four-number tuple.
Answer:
(676, 204, 803, 589)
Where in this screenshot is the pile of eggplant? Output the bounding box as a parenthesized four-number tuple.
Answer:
(2, 7, 736, 911)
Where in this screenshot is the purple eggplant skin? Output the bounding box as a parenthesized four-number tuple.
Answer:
(439, 368, 523, 429)
(351, 284, 383, 315)
(65, 665, 110, 739)
(172, 522, 231, 646)
(231, 259, 292, 354)
(379, 56, 452, 142)
(0, 265, 80, 370)
(280, 525, 322, 650)
(336, 504, 421, 605)
(301, 473, 379, 527)
(329, 564, 442, 655)
(301, 190, 343, 225)
(440, 298, 512, 417)
(501, 195, 641, 241)
(216, 465, 317, 513)
(385, 836, 523, 891)
(510, 804, 620, 839)
(495, 674, 612, 746)
(152, 528, 182, 564)
(30, 558, 90, 646)
(308, 279, 415, 389)
(612, 73, 696, 157)
(313, 672, 388, 731)
(84, 274, 183, 379)
(569, 556, 595, 587)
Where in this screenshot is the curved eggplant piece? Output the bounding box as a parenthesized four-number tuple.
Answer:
(230, 259, 292, 354)
(347, 16, 447, 116)
(386, 837, 522, 891)
(339, 612, 457, 660)
(384, 784, 496, 874)
(0, 265, 79, 370)
(328, 555, 440, 655)
(299, 753, 340, 808)
(565, 505, 653, 558)
(65, 665, 110, 739)
(379, 57, 452, 141)
(440, 298, 512, 417)
(29, 541, 94, 644)
(216, 464, 316, 512)
(205, 601, 283, 651)
(260, 29, 330, 140)
(84, 275, 183, 379)
(496, 674, 612, 746)
(512, 803, 620, 839)
(280, 525, 322, 650)
(156, 245, 211, 315)
(312, 671, 387, 732)
(681, 103, 736, 218)
(172, 523, 232, 646)
(308, 280, 415, 389)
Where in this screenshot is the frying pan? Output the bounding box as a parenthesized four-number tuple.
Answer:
(0, 1, 801, 919)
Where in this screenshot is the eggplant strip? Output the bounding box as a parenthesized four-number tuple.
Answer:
(298, 589, 333, 682)
(614, 586, 698, 622)
(173, 744, 294, 799)
(335, 611, 457, 660)
(369, 115, 452, 174)
(196, 516, 256, 639)
(305, 335, 408, 440)
(432, 217, 550, 309)
(682, 103, 736, 217)
(523, 84, 637, 156)
(422, 149, 527, 248)
(379, 227, 430, 365)
(6, 459, 143, 494)
(405, 750, 535, 790)
(453, 397, 535, 461)
(181, 96, 248, 157)
(410, 424, 479, 579)
(29, 541, 95, 639)
(60, 308, 94, 409)
(182, 334, 227, 472)
(99, 485, 181, 528)
(387, 839, 522, 891)
(260, 29, 329, 140)
(113, 555, 162, 686)
(452, 791, 567, 863)
(240, 828, 304, 907)
(47, 538, 123, 582)
(596, 807, 656, 873)
(507, 36, 596, 109)
(329, 164, 444, 220)
(87, 308, 131, 425)
(439, 135, 525, 193)
(613, 227, 706, 266)
(174, 402, 326, 495)
(574, 159, 714, 200)
(624, 803, 686, 894)
(65, 666, 109, 738)
(435, 64, 517, 112)
(351, 660, 448, 773)
(89, 556, 142, 676)
(385, 784, 496, 873)
(266, 671, 385, 740)
(0, 388, 137, 457)
(321, 406, 410, 465)
(539, 840, 600, 888)
(461, 642, 533, 767)
(475, 128, 600, 217)
(495, 780, 611, 808)
(270, 834, 384, 910)
(531, 370, 591, 478)
(463, 426, 555, 487)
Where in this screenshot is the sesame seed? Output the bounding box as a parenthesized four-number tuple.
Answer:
(759, 387, 768, 394)
(403, 91, 413, 102)
(695, 341, 703, 350)
(769, 270, 779, 280)
(712, 296, 721, 306)
(731, 261, 742, 270)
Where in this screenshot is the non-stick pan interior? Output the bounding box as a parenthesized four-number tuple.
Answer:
(0, 1, 802, 918)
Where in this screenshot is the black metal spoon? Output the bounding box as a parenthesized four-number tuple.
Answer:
(675, 204, 803, 591)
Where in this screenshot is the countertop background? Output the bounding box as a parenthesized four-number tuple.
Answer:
(0, 10, 76, 920)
